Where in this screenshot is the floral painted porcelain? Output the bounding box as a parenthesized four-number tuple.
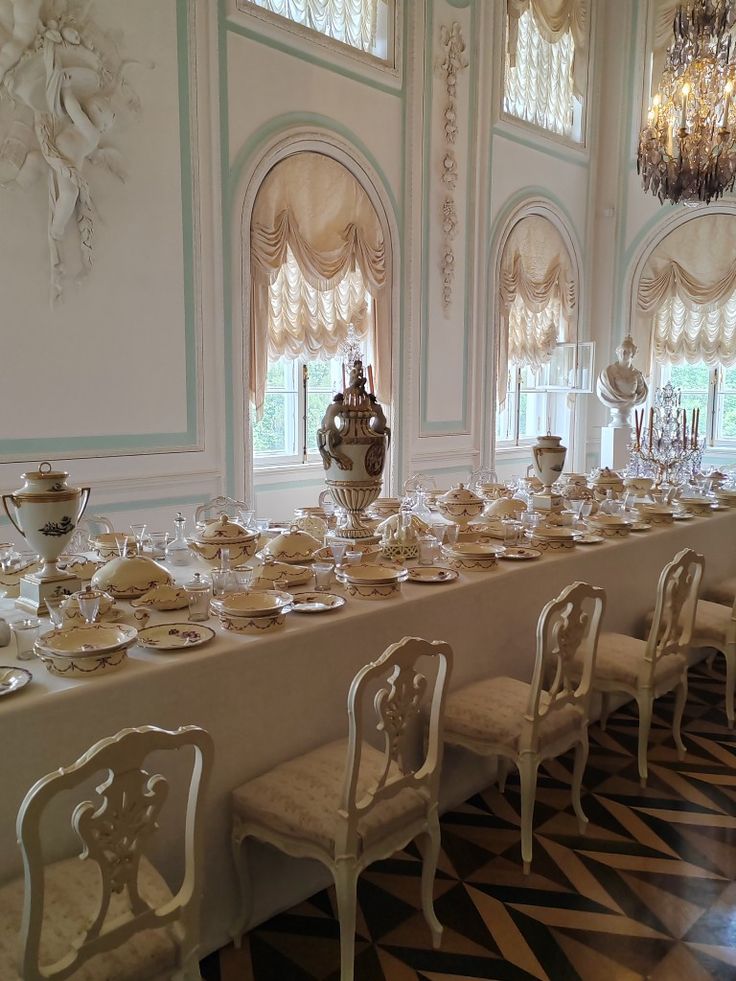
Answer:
(437, 484, 485, 527)
(91, 555, 172, 599)
(211, 589, 293, 618)
(130, 584, 190, 610)
(34, 623, 137, 678)
(188, 514, 258, 566)
(262, 526, 321, 564)
(89, 533, 136, 560)
(136, 623, 215, 650)
(243, 555, 311, 587)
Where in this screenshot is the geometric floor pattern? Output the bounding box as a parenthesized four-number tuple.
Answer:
(200, 660, 736, 981)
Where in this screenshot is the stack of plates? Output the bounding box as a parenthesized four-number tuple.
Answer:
(441, 542, 502, 570)
(34, 623, 138, 678)
(210, 589, 293, 633)
(634, 502, 675, 525)
(678, 496, 716, 516)
(337, 564, 408, 600)
(585, 515, 633, 538)
(529, 526, 577, 551)
(715, 488, 736, 508)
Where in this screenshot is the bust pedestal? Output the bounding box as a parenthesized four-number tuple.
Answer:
(601, 425, 631, 471)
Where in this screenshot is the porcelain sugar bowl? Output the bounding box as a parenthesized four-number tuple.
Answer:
(437, 484, 485, 527)
(188, 514, 258, 566)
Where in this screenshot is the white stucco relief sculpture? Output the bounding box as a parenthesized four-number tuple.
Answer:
(437, 21, 467, 312)
(0, 0, 150, 302)
(596, 334, 649, 428)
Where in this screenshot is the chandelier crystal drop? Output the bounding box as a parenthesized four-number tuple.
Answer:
(638, 0, 736, 206)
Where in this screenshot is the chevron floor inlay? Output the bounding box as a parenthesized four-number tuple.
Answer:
(200, 661, 736, 980)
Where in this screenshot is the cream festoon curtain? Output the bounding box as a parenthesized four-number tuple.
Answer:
(504, 8, 576, 137)
(636, 215, 736, 368)
(250, 151, 388, 416)
(507, 0, 589, 100)
(498, 215, 577, 404)
(250, 0, 380, 52)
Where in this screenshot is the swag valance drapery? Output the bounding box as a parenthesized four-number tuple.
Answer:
(249, 0, 381, 53)
(497, 214, 577, 405)
(506, 0, 589, 99)
(636, 214, 736, 368)
(249, 151, 389, 417)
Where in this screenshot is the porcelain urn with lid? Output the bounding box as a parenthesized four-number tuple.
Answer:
(531, 435, 567, 493)
(2, 462, 91, 614)
(316, 360, 390, 542)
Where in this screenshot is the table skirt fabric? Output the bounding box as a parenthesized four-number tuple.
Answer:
(0, 512, 734, 956)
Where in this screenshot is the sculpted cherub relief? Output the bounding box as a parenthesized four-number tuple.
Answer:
(0, 0, 149, 301)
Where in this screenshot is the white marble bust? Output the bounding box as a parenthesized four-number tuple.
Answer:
(596, 335, 648, 428)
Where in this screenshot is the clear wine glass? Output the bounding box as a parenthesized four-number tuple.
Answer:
(77, 587, 101, 625)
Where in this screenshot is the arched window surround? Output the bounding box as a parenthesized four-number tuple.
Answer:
(486, 196, 584, 464)
(230, 127, 401, 503)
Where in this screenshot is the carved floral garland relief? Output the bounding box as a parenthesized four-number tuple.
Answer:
(437, 21, 467, 313)
(0, 0, 150, 302)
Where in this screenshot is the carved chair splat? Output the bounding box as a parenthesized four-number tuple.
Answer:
(230, 636, 453, 981)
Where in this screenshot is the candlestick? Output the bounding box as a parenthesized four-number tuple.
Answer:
(342, 364, 346, 392)
(367, 364, 375, 395)
(649, 407, 654, 451)
(682, 408, 687, 447)
(681, 82, 690, 129)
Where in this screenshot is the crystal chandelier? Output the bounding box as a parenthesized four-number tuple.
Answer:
(638, 0, 736, 205)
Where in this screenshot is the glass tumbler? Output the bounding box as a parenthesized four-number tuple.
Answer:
(313, 562, 334, 591)
(13, 618, 40, 661)
(503, 520, 522, 547)
(418, 535, 440, 565)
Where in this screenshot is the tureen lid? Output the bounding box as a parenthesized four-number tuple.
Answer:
(591, 467, 623, 486)
(196, 514, 256, 544)
(21, 461, 69, 482)
(263, 525, 321, 560)
(439, 483, 483, 506)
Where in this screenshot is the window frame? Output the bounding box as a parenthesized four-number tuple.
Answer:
(496, 1, 592, 154)
(651, 361, 736, 448)
(234, 0, 400, 73)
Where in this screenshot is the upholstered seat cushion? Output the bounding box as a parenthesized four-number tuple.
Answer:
(692, 599, 734, 647)
(706, 575, 736, 606)
(0, 854, 177, 981)
(587, 632, 685, 689)
(232, 739, 425, 854)
(442, 676, 582, 751)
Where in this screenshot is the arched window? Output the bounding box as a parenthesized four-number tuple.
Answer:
(504, 0, 589, 142)
(496, 213, 579, 445)
(635, 214, 736, 447)
(249, 150, 390, 465)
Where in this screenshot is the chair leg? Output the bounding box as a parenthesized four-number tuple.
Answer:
(517, 753, 539, 875)
(497, 756, 510, 794)
(571, 733, 590, 835)
(724, 646, 735, 730)
(673, 674, 688, 760)
(636, 692, 653, 787)
(600, 691, 611, 732)
(230, 828, 253, 949)
(418, 809, 443, 949)
(333, 857, 359, 981)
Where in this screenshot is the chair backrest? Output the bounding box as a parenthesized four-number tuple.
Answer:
(337, 637, 453, 853)
(64, 515, 115, 555)
(195, 496, 249, 529)
(17, 725, 213, 981)
(644, 548, 705, 678)
(525, 581, 607, 742)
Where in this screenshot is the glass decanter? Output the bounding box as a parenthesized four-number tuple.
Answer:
(166, 512, 192, 567)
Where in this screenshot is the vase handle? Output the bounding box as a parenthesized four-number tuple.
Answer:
(2, 494, 23, 537)
(76, 487, 91, 526)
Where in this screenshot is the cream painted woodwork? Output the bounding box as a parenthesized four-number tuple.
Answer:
(231, 636, 453, 981)
(443, 580, 605, 872)
(0, 725, 213, 981)
(691, 595, 736, 730)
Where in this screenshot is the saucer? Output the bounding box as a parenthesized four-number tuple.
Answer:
(498, 546, 543, 560)
(290, 592, 346, 613)
(136, 623, 216, 651)
(0, 666, 32, 697)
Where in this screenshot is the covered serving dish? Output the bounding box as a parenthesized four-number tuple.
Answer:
(34, 623, 137, 677)
(590, 467, 624, 500)
(91, 555, 172, 599)
(241, 554, 311, 588)
(261, 525, 321, 564)
(437, 484, 485, 527)
(188, 514, 258, 566)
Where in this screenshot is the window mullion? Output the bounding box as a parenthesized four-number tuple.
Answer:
(709, 366, 719, 443)
(514, 368, 522, 446)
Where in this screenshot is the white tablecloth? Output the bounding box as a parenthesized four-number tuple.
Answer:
(0, 511, 734, 955)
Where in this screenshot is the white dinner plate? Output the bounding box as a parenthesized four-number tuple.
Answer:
(136, 623, 216, 651)
(630, 522, 652, 532)
(498, 546, 543, 561)
(407, 566, 459, 583)
(574, 534, 605, 545)
(0, 666, 32, 697)
(290, 592, 346, 614)
(673, 511, 694, 520)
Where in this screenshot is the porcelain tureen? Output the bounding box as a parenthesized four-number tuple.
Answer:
(188, 514, 258, 566)
(437, 484, 485, 527)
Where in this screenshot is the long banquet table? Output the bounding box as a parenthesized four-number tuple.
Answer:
(0, 510, 735, 956)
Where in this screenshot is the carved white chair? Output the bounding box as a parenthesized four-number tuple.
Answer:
(690, 595, 736, 729)
(442, 581, 606, 874)
(194, 497, 250, 530)
(230, 637, 454, 981)
(0, 725, 213, 981)
(593, 548, 705, 787)
(63, 514, 115, 555)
